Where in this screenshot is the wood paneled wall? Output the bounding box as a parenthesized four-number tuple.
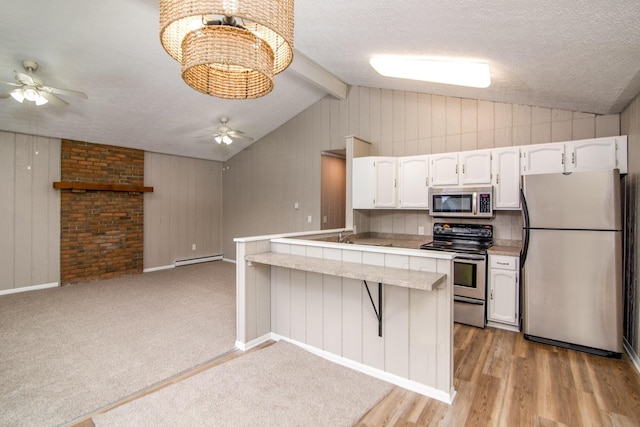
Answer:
(222, 86, 621, 259)
(621, 93, 640, 358)
(0, 132, 60, 291)
(143, 152, 223, 269)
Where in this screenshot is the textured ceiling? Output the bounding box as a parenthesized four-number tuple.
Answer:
(1, 0, 639, 161)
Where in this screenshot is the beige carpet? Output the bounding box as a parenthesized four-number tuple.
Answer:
(93, 340, 393, 427)
(0, 261, 237, 427)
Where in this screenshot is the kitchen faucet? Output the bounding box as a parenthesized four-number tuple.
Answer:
(338, 231, 354, 243)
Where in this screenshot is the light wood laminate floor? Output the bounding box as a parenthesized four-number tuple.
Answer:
(356, 323, 640, 426)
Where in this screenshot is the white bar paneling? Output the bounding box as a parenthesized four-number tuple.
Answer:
(305, 271, 324, 349)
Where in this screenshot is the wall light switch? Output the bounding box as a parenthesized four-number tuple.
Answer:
(418, 226, 425, 235)
(192, 244, 197, 250)
(307, 215, 312, 223)
(294, 202, 299, 210)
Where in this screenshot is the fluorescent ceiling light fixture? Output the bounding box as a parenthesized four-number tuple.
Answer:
(370, 56, 491, 88)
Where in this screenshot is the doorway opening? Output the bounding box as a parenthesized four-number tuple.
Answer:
(321, 150, 346, 230)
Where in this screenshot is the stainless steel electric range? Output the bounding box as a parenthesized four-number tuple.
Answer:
(420, 223, 493, 328)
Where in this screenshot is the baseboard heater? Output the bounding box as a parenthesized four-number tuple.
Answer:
(174, 254, 223, 267)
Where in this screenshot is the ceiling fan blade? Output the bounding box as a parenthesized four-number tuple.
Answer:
(0, 90, 14, 99)
(227, 130, 253, 141)
(40, 91, 69, 107)
(234, 134, 254, 142)
(1, 81, 21, 87)
(42, 85, 88, 99)
(15, 72, 34, 85)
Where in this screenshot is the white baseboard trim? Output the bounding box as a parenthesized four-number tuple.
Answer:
(624, 338, 640, 374)
(143, 264, 175, 273)
(269, 334, 455, 404)
(175, 254, 223, 267)
(235, 333, 274, 351)
(222, 258, 236, 264)
(0, 282, 59, 296)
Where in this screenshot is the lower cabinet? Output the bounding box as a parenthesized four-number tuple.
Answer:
(487, 254, 520, 331)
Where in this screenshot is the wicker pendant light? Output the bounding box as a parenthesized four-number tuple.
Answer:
(159, 0, 294, 99)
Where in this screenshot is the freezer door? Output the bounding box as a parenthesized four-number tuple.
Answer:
(522, 169, 621, 230)
(523, 229, 622, 353)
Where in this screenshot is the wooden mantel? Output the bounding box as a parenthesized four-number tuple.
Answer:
(53, 181, 154, 193)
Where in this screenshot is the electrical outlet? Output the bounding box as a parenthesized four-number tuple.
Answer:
(418, 226, 425, 235)
(192, 244, 196, 251)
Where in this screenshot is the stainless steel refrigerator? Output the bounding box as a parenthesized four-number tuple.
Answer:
(521, 169, 623, 357)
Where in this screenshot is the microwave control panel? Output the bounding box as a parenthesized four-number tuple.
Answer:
(479, 193, 491, 213)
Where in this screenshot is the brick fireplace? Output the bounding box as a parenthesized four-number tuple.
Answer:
(59, 140, 146, 284)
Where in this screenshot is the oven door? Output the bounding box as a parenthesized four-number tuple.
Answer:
(453, 254, 487, 300)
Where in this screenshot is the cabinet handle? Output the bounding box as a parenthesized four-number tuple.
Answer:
(462, 164, 466, 174)
(490, 291, 494, 300)
(456, 164, 459, 174)
(496, 174, 500, 184)
(497, 261, 509, 265)
(561, 153, 565, 165)
(572, 152, 575, 164)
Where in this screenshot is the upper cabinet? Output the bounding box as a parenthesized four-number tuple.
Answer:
(353, 136, 627, 211)
(459, 150, 493, 185)
(429, 153, 459, 186)
(568, 136, 627, 174)
(398, 155, 429, 209)
(520, 143, 565, 175)
(521, 136, 627, 175)
(353, 156, 397, 209)
(492, 147, 521, 209)
(430, 150, 492, 187)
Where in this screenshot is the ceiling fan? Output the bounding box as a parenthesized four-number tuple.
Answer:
(0, 59, 88, 107)
(210, 117, 254, 145)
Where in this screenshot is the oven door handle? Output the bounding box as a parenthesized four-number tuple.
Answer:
(454, 295, 484, 305)
(454, 254, 485, 261)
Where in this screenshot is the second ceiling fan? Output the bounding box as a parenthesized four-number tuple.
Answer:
(211, 117, 253, 145)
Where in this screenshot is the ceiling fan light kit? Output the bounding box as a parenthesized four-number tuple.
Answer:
(1, 59, 88, 107)
(159, 0, 294, 99)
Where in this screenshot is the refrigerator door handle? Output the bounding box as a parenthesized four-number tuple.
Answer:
(520, 187, 530, 268)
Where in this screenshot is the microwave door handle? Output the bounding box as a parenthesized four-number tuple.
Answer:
(472, 192, 477, 215)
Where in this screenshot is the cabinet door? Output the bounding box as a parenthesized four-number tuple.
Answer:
(430, 153, 459, 186)
(398, 155, 429, 208)
(520, 143, 565, 175)
(492, 147, 520, 209)
(352, 157, 375, 209)
(460, 150, 492, 185)
(374, 157, 397, 208)
(566, 138, 617, 172)
(488, 268, 518, 325)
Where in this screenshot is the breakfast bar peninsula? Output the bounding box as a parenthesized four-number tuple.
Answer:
(235, 229, 455, 403)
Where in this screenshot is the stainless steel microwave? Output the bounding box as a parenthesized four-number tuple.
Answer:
(429, 186, 493, 218)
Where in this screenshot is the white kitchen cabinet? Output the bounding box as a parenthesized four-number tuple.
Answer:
(352, 156, 397, 209)
(459, 149, 492, 185)
(521, 136, 627, 176)
(566, 136, 627, 174)
(398, 155, 429, 208)
(429, 153, 459, 186)
(520, 143, 565, 175)
(487, 254, 520, 331)
(430, 150, 492, 186)
(492, 147, 520, 209)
